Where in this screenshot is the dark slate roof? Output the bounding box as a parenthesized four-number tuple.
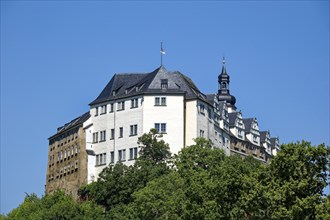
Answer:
(49, 112, 90, 139)
(243, 118, 254, 132)
(229, 112, 238, 126)
(260, 131, 269, 143)
(90, 66, 209, 106)
(270, 137, 279, 147)
(206, 94, 216, 105)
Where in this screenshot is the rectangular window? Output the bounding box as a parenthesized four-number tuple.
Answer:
(200, 104, 205, 114)
(155, 123, 160, 133)
(101, 153, 106, 165)
(119, 127, 123, 138)
(238, 130, 243, 138)
(131, 98, 138, 108)
(96, 153, 106, 166)
(130, 124, 138, 136)
(200, 129, 204, 137)
(93, 132, 98, 143)
(118, 149, 126, 162)
(129, 147, 138, 160)
(155, 97, 160, 106)
(155, 123, 166, 133)
(161, 123, 166, 133)
(161, 97, 166, 106)
(110, 151, 114, 163)
(253, 135, 258, 143)
(155, 97, 166, 106)
(110, 103, 114, 112)
(95, 107, 99, 116)
(117, 101, 125, 111)
(161, 79, 168, 89)
(208, 108, 212, 118)
(110, 129, 115, 140)
(100, 105, 107, 114)
(100, 130, 106, 142)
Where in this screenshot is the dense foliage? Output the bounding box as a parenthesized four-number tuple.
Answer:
(2, 130, 329, 219)
(1, 191, 104, 220)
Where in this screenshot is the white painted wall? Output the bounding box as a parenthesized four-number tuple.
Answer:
(83, 117, 95, 183)
(196, 100, 209, 141)
(142, 95, 185, 155)
(185, 100, 197, 147)
(90, 96, 143, 179)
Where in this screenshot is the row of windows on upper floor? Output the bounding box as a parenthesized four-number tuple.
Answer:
(47, 160, 79, 182)
(49, 136, 79, 152)
(235, 129, 266, 147)
(199, 129, 230, 146)
(94, 97, 167, 117)
(95, 147, 138, 166)
(49, 128, 79, 145)
(48, 145, 80, 168)
(199, 103, 229, 124)
(92, 123, 167, 143)
(110, 80, 168, 97)
(232, 143, 266, 160)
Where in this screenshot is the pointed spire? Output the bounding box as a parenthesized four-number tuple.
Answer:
(221, 56, 227, 75)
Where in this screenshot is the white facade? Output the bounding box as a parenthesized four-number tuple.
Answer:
(87, 93, 187, 179)
(82, 64, 279, 180)
(142, 95, 185, 155)
(88, 94, 233, 179)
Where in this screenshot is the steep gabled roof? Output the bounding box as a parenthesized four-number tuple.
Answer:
(260, 131, 269, 143)
(270, 137, 279, 147)
(229, 112, 238, 126)
(89, 66, 208, 106)
(243, 118, 254, 132)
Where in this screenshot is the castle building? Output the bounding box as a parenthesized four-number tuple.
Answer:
(46, 59, 280, 193)
(46, 112, 90, 198)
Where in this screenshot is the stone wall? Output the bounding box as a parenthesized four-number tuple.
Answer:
(45, 126, 87, 199)
(230, 136, 271, 163)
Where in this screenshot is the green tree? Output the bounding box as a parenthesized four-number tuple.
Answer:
(117, 138, 261, 220)
(130, 171, 186, 220)
(5, 191, 104, 220)
(242, 141, 329, 219)
(79, 129, 172, 214)
(137, 128, 171, 164)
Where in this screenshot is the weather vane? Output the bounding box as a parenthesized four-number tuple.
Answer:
(160, 42, 165, 66)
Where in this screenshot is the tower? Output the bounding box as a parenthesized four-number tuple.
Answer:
(217, 57, 236, 112)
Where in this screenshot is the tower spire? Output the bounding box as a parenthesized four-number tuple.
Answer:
(217, 57, 236, 111)
(221, 56, 227, 75)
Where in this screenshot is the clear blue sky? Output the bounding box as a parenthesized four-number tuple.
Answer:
(1, 1, 329, 214)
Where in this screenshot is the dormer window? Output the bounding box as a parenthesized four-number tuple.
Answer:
(161, 79, 168, 90)
(112, 91, 116, 96)
(253, 135, 258, 143)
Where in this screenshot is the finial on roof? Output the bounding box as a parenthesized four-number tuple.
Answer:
(221, 56, 227, 75)
(160, 42, 165, 66)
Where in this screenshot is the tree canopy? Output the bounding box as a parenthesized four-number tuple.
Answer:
(2, 131, 329, 220)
